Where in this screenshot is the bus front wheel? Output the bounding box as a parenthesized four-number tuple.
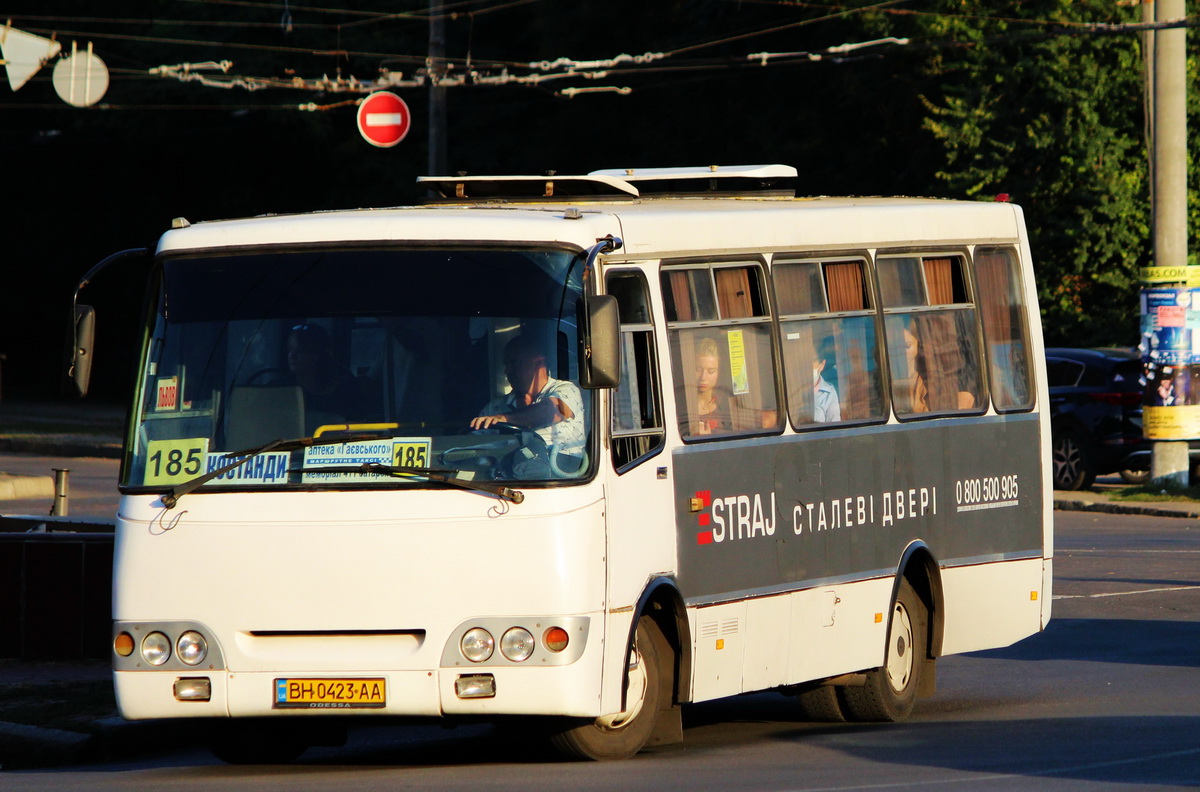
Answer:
(549, 614, 667, 760)
(840, 579, 926, 722)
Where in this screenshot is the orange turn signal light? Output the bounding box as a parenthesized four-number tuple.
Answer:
(543, 626, 570, 653)
(114, 632, 135, 657)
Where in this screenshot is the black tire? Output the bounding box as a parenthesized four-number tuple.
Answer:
(795, 683, 846, 722)
(208, 722, 308, 765)
(1052, 430, 1096, 491)
(1119, 468, 1151, 486)
(549, 614, 667, 760)
(840, 579, 927, 723)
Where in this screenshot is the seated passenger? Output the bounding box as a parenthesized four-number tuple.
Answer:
(469, 335, 585, 459)
(813, 338, 842, 423)
(681, 337, 732, 436)
(902, 320, 974, 413)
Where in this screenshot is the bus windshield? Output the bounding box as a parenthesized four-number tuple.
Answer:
(124, 246, 593, 493)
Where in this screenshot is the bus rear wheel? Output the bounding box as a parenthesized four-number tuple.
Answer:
(840, 579, 926, 723)
(549, 614, 667, 760)
(795, 683, 846, 722)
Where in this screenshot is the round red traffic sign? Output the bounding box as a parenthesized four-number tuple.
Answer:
(356, 91, 411, 148)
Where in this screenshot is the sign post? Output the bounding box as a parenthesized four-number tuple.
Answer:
(356, 91, 411, 148)
(1143, 0, 1190, 487)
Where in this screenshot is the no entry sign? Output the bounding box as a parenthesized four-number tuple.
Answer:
(356, 91, 411, 148)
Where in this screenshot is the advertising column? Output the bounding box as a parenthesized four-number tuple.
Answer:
(1141, 285, 1200, 440)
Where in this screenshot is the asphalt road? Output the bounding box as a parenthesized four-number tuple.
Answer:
(3, 507, 1199, 790)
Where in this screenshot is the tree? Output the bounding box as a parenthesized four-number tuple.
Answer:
(867, 0, 1198, 345)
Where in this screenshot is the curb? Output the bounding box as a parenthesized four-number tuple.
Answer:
(1053, 498, 1200, 519)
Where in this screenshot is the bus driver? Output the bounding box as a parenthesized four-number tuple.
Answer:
(470, 335, 586, 462)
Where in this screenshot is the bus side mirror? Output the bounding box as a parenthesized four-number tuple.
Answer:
(67, 247, 149, 398)
(71, 305, 96, 397)
(581, 294, 621, 390)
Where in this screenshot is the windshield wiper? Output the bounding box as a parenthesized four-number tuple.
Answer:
(296, 463, 525, 504)
(159, 433, 383, 509)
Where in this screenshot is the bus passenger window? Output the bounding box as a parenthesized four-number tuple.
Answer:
(976, 247, 1034, 410)
(664, 262, 781, 440)
(607, 270, 665, 471)
(774, 258, 885, 428)
(879, 254, 983, 417)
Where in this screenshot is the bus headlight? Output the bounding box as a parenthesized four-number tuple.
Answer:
(500, 627, 535, 662)
(460, 628, 494, 662)
(176, 631, 208, 666)
(141, 631, 171, 666)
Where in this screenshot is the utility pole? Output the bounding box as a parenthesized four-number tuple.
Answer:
(1148, 0, 1191, 486)
(427, 0, 448, 178)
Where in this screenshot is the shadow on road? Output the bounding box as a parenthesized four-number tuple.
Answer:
(972, 616, 1200, 669)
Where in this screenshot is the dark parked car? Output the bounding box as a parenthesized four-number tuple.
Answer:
(1046, 347, 1151, 490)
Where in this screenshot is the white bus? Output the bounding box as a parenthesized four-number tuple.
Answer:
(75, 165, 1052, 763)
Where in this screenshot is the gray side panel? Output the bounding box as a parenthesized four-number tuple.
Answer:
(672, 414, 1043, 603)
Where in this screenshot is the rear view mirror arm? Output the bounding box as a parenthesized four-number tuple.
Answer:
(69, 248, 149, 396)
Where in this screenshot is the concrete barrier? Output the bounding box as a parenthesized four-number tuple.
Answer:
(0, 474, 53, 500)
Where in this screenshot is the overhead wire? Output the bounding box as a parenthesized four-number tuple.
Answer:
(6, 5, 1196, 108)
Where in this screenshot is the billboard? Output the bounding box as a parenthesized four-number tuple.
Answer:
(1141, 287, 1200, 439)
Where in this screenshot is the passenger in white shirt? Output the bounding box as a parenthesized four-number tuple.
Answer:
(470, 335, 585, 457)
(813, 343, 841, 423)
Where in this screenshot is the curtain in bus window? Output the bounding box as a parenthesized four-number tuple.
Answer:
(715, 267, 755, 318)
(614, 334, 645, 433)
(976, 248, 1033, 409)
(825, 262, 866, 311)
(923, 257, 955, 305)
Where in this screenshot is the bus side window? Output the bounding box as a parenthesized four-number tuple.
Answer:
(608, 271, 665, 471)
(774, 258, 886, 427)
(975, 247, 1034, 410)
(879, 255, 983, 416)
(663, 262, 781, 439)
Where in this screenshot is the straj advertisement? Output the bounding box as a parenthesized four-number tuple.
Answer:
(1141, 287, 1200, 439)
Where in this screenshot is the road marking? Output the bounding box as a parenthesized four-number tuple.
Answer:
(1053, 584, 1200, 600)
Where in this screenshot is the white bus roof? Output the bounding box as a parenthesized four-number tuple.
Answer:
(157, 167, 1024, 258)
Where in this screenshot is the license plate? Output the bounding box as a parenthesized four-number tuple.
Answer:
(274, 678, 386, 709)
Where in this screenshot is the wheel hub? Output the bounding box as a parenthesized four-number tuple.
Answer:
(885, 602, 914, 691)
(595, 643, 647, 730)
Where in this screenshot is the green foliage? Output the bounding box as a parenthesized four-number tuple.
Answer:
(868, 0, 1199, 346)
